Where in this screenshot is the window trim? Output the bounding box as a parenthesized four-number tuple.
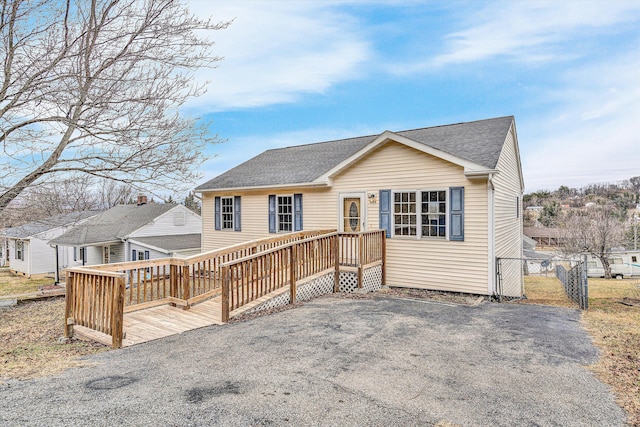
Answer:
(15, 240, 24, 261)
(391, 188, 450, 240)
(220, 196, 235, 231)
(275, 194, 294, 233)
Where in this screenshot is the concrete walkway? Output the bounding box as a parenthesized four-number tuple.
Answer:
(0, 295, 626, 426)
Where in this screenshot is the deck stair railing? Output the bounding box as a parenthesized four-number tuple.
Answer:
(64, 229, 385, 348)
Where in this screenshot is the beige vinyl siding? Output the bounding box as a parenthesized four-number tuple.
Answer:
(201, 140, 490, 295)
(494, 124, 523, 259)
(493, 123, 524, 296)
(331, 142, 489, 294)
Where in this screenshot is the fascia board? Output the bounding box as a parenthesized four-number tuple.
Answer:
(126, 239, 171, 255)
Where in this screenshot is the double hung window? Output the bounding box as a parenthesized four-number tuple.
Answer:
(276, 195, 293, 232)
(421, 191, 446, 238)
(221, 197, 234, 230)
(268, 194, 303, 233)
(15, 240, 24, 261)
(214, 196, 241, 232)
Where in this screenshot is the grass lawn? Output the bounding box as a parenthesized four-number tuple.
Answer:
(523, 275, 640, 426)
(0, 272, 107, 381)
(0, 269, 55, 296)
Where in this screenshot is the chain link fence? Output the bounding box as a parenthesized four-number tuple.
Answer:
(556, 262, 589, 310)
(496, 257, 588, 309)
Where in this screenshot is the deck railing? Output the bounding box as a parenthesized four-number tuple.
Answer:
(64, 269, 126, 348)
(220, 230, 386, 322)
(64, 229, 385, 348)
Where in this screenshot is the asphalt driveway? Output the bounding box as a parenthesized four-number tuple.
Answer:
(0, 295, 626, 426)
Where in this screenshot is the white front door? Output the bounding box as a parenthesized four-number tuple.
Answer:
(339, 193, 366, 232)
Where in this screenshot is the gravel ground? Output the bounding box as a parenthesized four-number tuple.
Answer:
(0, 294, 626, 426)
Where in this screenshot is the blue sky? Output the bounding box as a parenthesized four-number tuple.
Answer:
(185, 0, 640, 193)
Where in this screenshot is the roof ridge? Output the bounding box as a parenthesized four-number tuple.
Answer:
(262, 116, 514, 152)
(263, 133, 377, 152)
(397, 115, 514, 134)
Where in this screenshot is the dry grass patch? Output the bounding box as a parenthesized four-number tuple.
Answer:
(522, 275, 640, 426)
(520, 275, 574, 308)
(0, 298, 107, 381)
(0, 270, 54, 297)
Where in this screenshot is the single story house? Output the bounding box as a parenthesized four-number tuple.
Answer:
(50, 200, 202, 281)
(0, 211, 100, 277)
(195, 116, 524, 297)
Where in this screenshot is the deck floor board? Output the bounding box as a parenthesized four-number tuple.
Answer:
(121, 298, 224, 347)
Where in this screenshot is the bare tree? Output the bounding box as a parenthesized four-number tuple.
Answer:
(98, 179, 137, 208)
(0, 0, 229, 214)
(561, 205, 626, 279)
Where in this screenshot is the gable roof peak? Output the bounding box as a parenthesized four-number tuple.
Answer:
(195, 115, 516, 192)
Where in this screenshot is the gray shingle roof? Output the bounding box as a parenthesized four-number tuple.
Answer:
(50, 203, 177, 246)
(196, 116, 514, 191)
(1, 211, 101, 239)
(130, 234, 201, 252)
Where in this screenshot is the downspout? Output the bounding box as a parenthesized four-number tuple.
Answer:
(54, 245, 60, 285)
(488, 174, 496, 296)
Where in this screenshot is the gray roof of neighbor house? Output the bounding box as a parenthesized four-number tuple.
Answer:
(130, 234, 201, 252)
(1, 211, 101, 239)
(50, 203, 177, 246)
(195, 116, 514, 191)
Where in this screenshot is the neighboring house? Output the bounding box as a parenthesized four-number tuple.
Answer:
(523, 226, 564, 246)
(50, 201, 202, 277)
(0, 211, 100, 277)
(0, 234, 7, 267)
(195, 116, 524, 297)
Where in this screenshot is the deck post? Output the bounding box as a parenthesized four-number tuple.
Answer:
(381, 230, 386, 287)
(169, 264, 178, 302)
(333, 234, 340, 292)
(289, 245, 297, 304)
(181, 264, 190, 309)
(221, 265, 230, 322)
(357, 233, 364, 288)
(64, 270, 75, 338)
(111, 276, 125, 348)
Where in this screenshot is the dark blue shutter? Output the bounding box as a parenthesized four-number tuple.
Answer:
(74, 247, 77, 262)
(234, 196, 241, 231)
(294, 194, 303, 231)
(214, 196, 221, 230)
(379, 190, 391, 238)
(144, 250, 150, 260)
(132, 249, 137, 261)
(449, 187, 464, 241)
(268, 195, 276, 233)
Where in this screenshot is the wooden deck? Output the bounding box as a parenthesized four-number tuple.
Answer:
(66, 230, 385, 348)
(74, 286, 292, 347)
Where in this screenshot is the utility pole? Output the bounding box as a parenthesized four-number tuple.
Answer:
(634, 214, 638, 251)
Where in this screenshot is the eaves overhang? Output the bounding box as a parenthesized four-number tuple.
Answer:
(464, 169, 500, 179)
(195, 181, 330, 194)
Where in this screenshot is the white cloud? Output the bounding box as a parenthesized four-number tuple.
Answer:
(521, 51, 640, 191)
(392, 0, 640, 72)
(184, 1, 371, 112)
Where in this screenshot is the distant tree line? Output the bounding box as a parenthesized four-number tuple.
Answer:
(523, 175, 640, 278)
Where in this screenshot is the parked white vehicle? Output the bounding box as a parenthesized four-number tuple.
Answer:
(586, 252, 640, 279)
